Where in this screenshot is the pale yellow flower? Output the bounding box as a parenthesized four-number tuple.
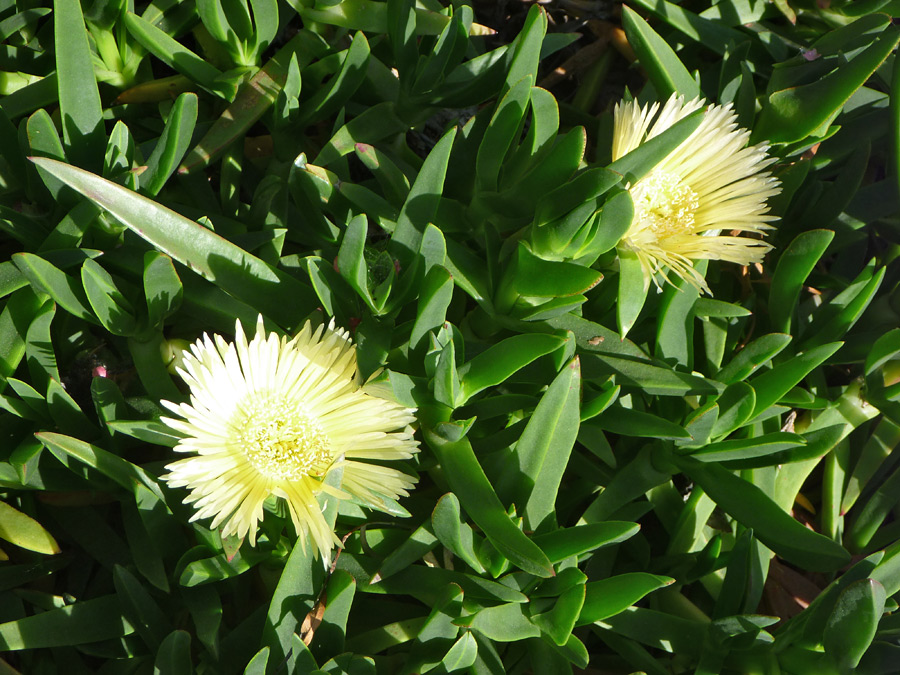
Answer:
(161, 316, 418, 558)
(612, 95, 781, 292)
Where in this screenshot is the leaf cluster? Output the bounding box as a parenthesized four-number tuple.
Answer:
(0, 0, 899, 673)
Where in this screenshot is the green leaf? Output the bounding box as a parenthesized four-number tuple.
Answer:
(0, 500, 59, 554)
(581, 190, 634, 261)
(35, 432, 164, 500)
(412, 6, 470, 95)
(410, 266, 454, 352)
(462, 603, 539, 642)
(143, 252, 184, 327)
(679, 402, 718, 449)
(458, 333, 565, 402)
(154, 630, 193, 675)
(748, 342, 843, 419)
(531, 582, 586, 646)
(505, 126, 586, 205)
(121, 495, 170, 593)
(583, 352, 718, 396)
(628, 0, 747, 55)
(142, 93, 198, 194)
(391, 127, 457, 267)
(180, 549, 266, 586)
(439, 632, 478, 673)
(124, 12, 231, 98)
(0, 595, 133, 649)
(845, 465, 900, 553)
(375, 525, 438, 581)
(533, 522, 639, 563)
(599, 606, 705, 656)
(476, 76, 533, 192)
(314, 102, 408, 167)
(0, 289, 40, 386)
(865, 329, 900, 377)
(621, 6, 701, 100)
(47, 377, 97, 438)
(130, 333, 181, 401)
(754, 25, 900, 144)
(81, 259, 138, 336)
(114, 565, 172, 651)
(546, 313, 647, 359)
(425, 425, 554, 578)
(716, 333, 792, 385)
(243, 647, 269, 674)
(517, 357, 581, 530)
(800, 263, 885, 350)
(532, 168, 619, 230)
(106, 420, 180, 447)
(504, 86, 560, 185)
(693, 298, 751, 319)
(842, 418, 900, 516)
(27, 108, 68, 202)
(595, 406, 691, 440)
(514, 244, 603, 298)
(54, 0, 103, 168)
(578, 573, 673, 625)
(580, 446, 673, 522)
(28, 158, 317, 328)
(24, 301, 59, 391)
(433, 338, 461, 408)
(503, 4, 546, 95)
(371, 562, 526, 605)
(336, 214, 378, 312)
(687, 432, 806, 463)
(298, 0, 465, 35)
(656, 261, 704, 369)
(432, 493, 486, 574)
(677, 455, 850, 571)
(181, 32, 319, 173)
(310, 570, 356, 660)
(616, 247, 649, 338)
(388, 0, 417, 76)
(298, 32, 371, 127)
(824, 579, 887, 675)
(13, 253, 97, 323)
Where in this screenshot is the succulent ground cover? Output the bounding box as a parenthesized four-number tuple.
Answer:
(1, 0, 900, 673)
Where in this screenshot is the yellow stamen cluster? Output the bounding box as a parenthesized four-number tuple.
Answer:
(237, 396, 331, 481)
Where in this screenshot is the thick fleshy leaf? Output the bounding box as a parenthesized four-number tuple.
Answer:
(458, 333, 565, 403)
(28, 158, 317, 328)
(515, 357, 581, 529)
(425, 423, 554, 578)
(0, 595, 133, 649)
(678, 455, 850, 571)
(0, 500, 59, 555)
(769, 230, 834, 332)
(533, 522, 639, 563)
(578, 573, 674, 625)
(824, 578, 887, 674)
(754, 24, 900, 144)
(621, 6, 701, 100)
(54, 0, 103, 168)
(460, 603, 539, 642)
(432, 493, 487, 574)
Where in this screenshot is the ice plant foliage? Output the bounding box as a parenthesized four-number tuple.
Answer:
(612, 95, 781, 292)
(161, 317, 419, 558)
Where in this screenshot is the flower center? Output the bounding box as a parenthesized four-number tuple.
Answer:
(237, 396, 331, 480)
(630, 171, 699, 239)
